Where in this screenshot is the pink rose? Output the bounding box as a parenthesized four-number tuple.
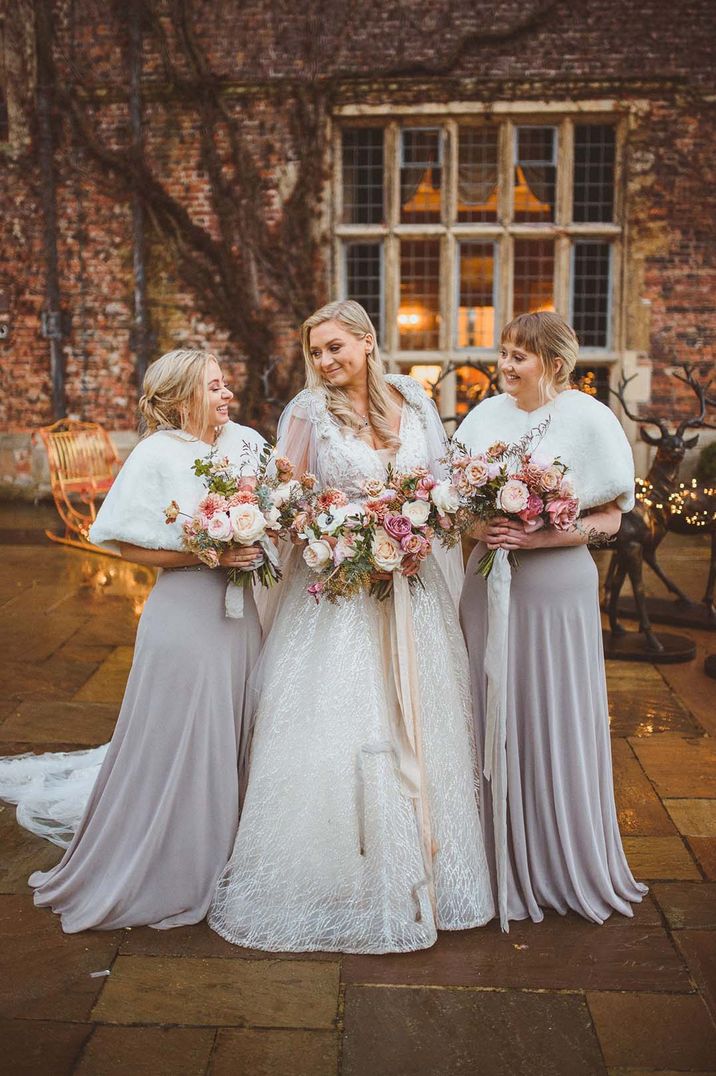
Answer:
(539, 466, 563, 494)
(498, 479, 530, 515)
(518, 493, 544, 523)
(379, 488, 399, 503)
(464, 457, 490, 487)
(417, 475, 437, 492)
(437, 515, 452, 530)
(400, 532, 424, 555)
(559, 477, 575, 498)
(383, 514, 413, 541)
(487, 441, 508, 458)
(547, 497, 580, 531)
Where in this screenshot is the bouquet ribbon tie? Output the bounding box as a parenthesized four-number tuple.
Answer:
(483, 546, 512, 932)
(377, 572, 437, 918)
(224, 536, 282, 620)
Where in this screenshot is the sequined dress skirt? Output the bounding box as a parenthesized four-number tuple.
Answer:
(208, 558, 495, 954)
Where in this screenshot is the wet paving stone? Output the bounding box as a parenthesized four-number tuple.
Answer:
(587, 991, 716, 1071)
(120, 919, 337, 962)
(342, 901, 690, 993)
(91, 955, 341, 1028)
(73, 647, 133, 704)
(608, 687, 699, 738)
(674, 930, 716, 1018)
(0, 802, 62, 894)
(612, 739, 677, 835)
(664, 798, 716, 837)
(687, 837, 716, 880)
(0, 894, 122, 1021)
(211, 1029, 339, 1076)
(0, 1018, 92, 1076)
(74, 1026, 215, 1076)
(0, 609, 89, 665)
(630, 735, 716, 798)
(622, 836, 701, 880)
(0, 700, 118, 746)
(0, 656, 99, 702)
(342, 986, 606, 1076)
(653, 883, 716, 929)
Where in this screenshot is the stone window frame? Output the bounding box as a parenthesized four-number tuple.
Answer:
(331, 101, 626, 420)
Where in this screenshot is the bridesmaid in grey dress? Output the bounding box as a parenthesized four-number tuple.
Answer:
(0, 349, 264, 932)
(457, 312, 647, 930)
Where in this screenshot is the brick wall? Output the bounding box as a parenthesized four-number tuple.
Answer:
(0, 0, 714, 459)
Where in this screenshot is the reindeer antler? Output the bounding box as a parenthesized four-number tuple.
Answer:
(670, 363, 716, 434)
(609, 373, 670, 438)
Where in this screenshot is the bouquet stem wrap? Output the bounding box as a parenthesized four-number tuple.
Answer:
(483, 547, 512, 932)
(224, 536, 282, 619)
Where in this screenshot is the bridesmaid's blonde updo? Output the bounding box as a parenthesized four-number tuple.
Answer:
(501, 312, 579, 404)
(137, 348, 212, 437)
(301, 299, 401, 451)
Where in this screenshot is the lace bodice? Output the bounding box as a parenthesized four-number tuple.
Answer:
(296, 374, 433, 496)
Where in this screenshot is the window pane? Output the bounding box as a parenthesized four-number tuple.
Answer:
(457, 241, 496, 348)
(342, 128, 384, 225)
(344, 242, 383, 342)
(513, 239, 555, 314)
(573, 125, 615, 223)
(514, 126, 556, 223)
(457, 127, 498, 222)
(398, 239, 440, 349)
(400, 128, 442, 224)
(572, 241, 611, 348)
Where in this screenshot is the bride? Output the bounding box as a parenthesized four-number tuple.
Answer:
(208, 299, 494, 953)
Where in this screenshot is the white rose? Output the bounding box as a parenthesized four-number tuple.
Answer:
(498, 479, 530, 514)
(229, 503, 267, 544)
(303, 539, 333, 571)
(401, 498, 431, 526)
(264, 504, 282, 530)
(206, 513, 232, 541)
(371, 528, 403, 573)
(271, 479, 302, 508)
(430, 480, 460, 515)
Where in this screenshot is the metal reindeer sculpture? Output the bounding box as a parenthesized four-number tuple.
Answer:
(605, 364, 716, 650)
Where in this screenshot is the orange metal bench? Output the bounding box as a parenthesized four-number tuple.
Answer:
(35, 418, 122, 555)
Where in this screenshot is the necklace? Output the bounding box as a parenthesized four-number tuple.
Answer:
(350, 405, 370, 430)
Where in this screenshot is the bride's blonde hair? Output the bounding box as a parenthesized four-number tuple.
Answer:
(501, 312, 579, 405)
(137, 348, 212, 437)
(301, 299, 401, 451)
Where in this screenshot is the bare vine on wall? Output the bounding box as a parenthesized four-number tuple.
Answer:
(10, 0, 563, 430)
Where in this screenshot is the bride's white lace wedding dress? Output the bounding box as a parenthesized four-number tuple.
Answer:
(208, 375, 494, 953)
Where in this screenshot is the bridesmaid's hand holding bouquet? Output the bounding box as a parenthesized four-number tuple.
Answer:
(442, 422, 581, 577)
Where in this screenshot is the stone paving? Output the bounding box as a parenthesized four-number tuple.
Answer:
(0, 504, 715, 1075)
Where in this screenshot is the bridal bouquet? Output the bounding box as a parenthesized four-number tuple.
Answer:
(164, 446, 312, 593)
(294, 465, 460, 603)
(444, 426, 580, 577)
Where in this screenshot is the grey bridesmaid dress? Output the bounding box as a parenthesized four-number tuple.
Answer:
(28, 566, 261, 932)
(460, 543, 647, 925)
